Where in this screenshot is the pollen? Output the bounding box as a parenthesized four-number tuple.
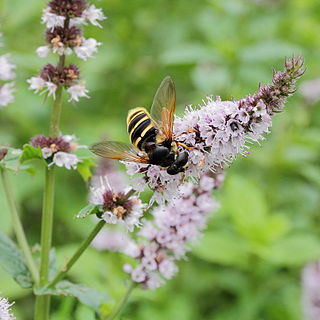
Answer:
(112, 206, 127, 219)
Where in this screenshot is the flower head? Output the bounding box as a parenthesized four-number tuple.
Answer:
(30, 134, 81, 169)
(0, 55, 16, 81)
(0, 34, 16, 108)
(90, 177, 145, 232)
(123, 172, 221, 289)
(27, 64, 88, 101)
(302, 261, 320, 320)
(29, 0, 105, 103)
(37, 1, 105, 59)
(0, 296, 16, 320)
(0, 83, 15, 107)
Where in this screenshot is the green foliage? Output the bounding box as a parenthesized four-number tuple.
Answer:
(35, 280, 109, 313)
(76, 157, 95, 182)
(0, 232, 33, 288)
(19, 144, 43, 164)
(75, 203, 100, 219)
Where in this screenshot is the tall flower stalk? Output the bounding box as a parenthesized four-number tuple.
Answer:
(29, 1, 105, 319)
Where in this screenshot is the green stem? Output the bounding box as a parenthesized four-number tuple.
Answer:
(0, 169, 39, 284)
(48, 220, 106, 288)
(107, 282, 136, 320)
(34, 64, 64, 320)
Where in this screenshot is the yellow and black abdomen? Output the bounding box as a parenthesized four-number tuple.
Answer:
(127, 108, 157, 151)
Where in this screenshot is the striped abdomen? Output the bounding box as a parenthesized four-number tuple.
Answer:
(127, 108, 157, 151)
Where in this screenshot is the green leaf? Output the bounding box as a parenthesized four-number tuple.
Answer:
(19, 144, 43, 163)
(77, 158, 95, 182)
(0, 147, 22, 172)
(224, 176, 268, 241)
(0, 232, 33, 288)
(192, 231, 250, 267)
(49, 248, 58, 281)
(35, 280, 109, 312)
(75, 204, 100, 219)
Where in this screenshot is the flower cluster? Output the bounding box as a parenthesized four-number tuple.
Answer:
(38, 0, 105, 59)
(302, 261, 320, 320)
(30, 134, 81, 169)
(122, 172, 222, 289)
(28, 0, 105, 102)
(0, 296, 15, 320)
(89, 177, 145, 232)
(125, 57, 304, 204)
(0, 34, 16, 108)
(28, 64, 88, 101)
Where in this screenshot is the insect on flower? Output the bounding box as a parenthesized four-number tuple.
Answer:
(90, 77, 190, 175)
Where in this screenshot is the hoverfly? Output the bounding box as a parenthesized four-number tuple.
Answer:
(90, 76, 189, 175)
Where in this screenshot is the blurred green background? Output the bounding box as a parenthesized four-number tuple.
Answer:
(1, 0, 320, 319)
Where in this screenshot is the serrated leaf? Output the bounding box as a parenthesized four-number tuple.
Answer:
(0, 232, 33, 288)
(35, 280, 109, 312)
(77, 158, 95, 182)
(75, 204, 100, 219)
(19, 144, 43, 164)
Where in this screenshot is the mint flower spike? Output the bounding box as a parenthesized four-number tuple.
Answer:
(125, 56, 305, 205)
(39, 0, 105, 60)
(123, 172, 222, 289)
(0, 296, 16, 320)
(27, 0, 105, 102)
(240, 55, 305, 115)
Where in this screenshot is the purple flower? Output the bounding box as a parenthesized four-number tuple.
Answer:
(123, 172, 221, 289)
(30, 134, 81, 169)
(0, 296, 16, 320)
(89, 177, 146, 232)
(0, 34, 16, 109)
(28, 0, 105, 102)
(125, 57, 304, 204)
(27, 64, 89, 101)
(302, 261, 320, 320)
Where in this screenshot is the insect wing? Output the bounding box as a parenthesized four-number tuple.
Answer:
(150, 76, 176, 141)
(90, 141, 149, 164)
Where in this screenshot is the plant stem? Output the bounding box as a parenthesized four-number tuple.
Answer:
(0, 169, 39, 284)
(34, 65, 64, 320)
(107, 282, 136, 320)
(48, 220, 106, 288)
